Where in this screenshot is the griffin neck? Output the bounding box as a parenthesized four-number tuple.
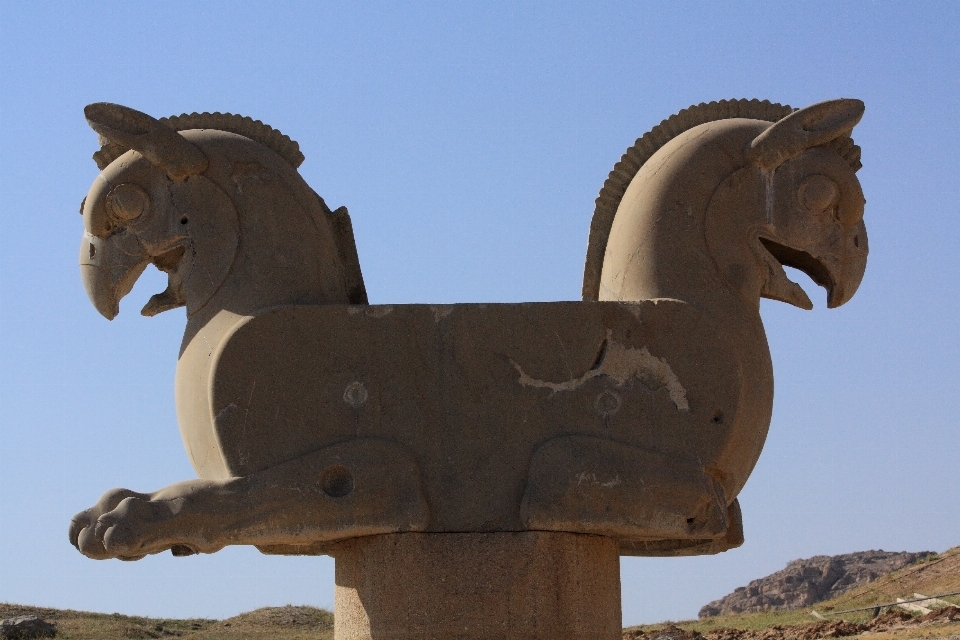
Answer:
(177, 132, 350, 353)
(597, 119, 776, 498)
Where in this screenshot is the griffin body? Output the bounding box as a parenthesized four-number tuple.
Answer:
(70, 100, 867, 561)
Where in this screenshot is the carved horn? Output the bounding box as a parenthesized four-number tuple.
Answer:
(748, 99, 864, 170)
(84, 103, 208, 180)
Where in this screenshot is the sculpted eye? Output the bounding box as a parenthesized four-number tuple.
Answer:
(106, 183, 149, 221)
(797, 175, 839, 214)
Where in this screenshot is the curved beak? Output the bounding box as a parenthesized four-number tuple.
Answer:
(825, 220, 868, 308)
(79, 230, 149, 320)
(759, 218, 868, 310)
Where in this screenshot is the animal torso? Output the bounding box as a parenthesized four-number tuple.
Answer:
(177, 300, 742, 537)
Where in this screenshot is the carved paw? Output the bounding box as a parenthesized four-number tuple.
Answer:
(68, 487, 211, 560)
(68, 439, 430, 560)
(69, 488, 149, 560)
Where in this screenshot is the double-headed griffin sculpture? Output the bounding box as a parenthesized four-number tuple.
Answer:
(69, 97, 867, 636)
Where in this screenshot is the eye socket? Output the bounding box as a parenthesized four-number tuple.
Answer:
(106, 183, 149, 221)
(797, 174, 839, 214)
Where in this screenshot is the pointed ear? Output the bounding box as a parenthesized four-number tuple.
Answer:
(84, 103, 207, 180)
(748, 99, 864, 170)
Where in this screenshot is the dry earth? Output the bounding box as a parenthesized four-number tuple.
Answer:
(4, 547, 957, 639)
(626, 546, 960, 640)
(625, 608, 960, 640)
(0, 604, 332, 640)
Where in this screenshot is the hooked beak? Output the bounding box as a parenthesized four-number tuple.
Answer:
(824, 222, 868, 308)
(79, 230, 149, 320)
(759, 218, 868, 309)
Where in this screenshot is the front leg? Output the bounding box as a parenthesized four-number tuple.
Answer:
(69, 438, 430, 560)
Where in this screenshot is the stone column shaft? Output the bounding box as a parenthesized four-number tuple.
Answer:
(334, 532, 621, 640)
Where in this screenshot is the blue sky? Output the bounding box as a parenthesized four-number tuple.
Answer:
(1, 1, 957, 626)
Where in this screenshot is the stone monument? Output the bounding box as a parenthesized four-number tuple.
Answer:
(69, 98, 868, 639)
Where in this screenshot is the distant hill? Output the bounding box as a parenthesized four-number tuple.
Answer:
(0, 603, 333, 639)
(625, 546, 960, 640)
(699, 549, 935, 617)
(813, 545, 960, 614)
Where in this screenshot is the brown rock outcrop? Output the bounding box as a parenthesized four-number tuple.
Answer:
(699, 550, 933, 617)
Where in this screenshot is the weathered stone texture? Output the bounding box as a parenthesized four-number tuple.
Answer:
(699, 550, 934, 616)
(334, 532, 621, 640)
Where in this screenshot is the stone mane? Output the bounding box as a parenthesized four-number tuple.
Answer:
(92, 111, 304, 170)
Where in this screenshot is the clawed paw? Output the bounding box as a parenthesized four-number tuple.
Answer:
(69, 488, 146, 560)
(68, 488, 194, 560)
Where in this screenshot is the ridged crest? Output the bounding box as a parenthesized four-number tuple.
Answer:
(92, 112, 305, 170)
(823, 135, 862, 172)
(582, 99, 862, 301)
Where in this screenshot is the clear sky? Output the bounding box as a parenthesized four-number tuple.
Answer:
(1, 1, 957, 627)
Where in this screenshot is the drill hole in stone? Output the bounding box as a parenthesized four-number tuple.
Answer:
(170, 544, 198, 557)
(711, 410, 725, 425)
(320, 465, 354, 498)
(180, 216, 189, 225)
(594, 390, 622, 417)
(343, 381, 369, 408)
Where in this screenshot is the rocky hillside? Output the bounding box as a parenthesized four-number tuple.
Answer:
(699, 550, 934, 617)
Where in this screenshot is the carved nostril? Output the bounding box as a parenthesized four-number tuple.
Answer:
(853, 235, 860, 248)
(320, 465, 354, 498)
